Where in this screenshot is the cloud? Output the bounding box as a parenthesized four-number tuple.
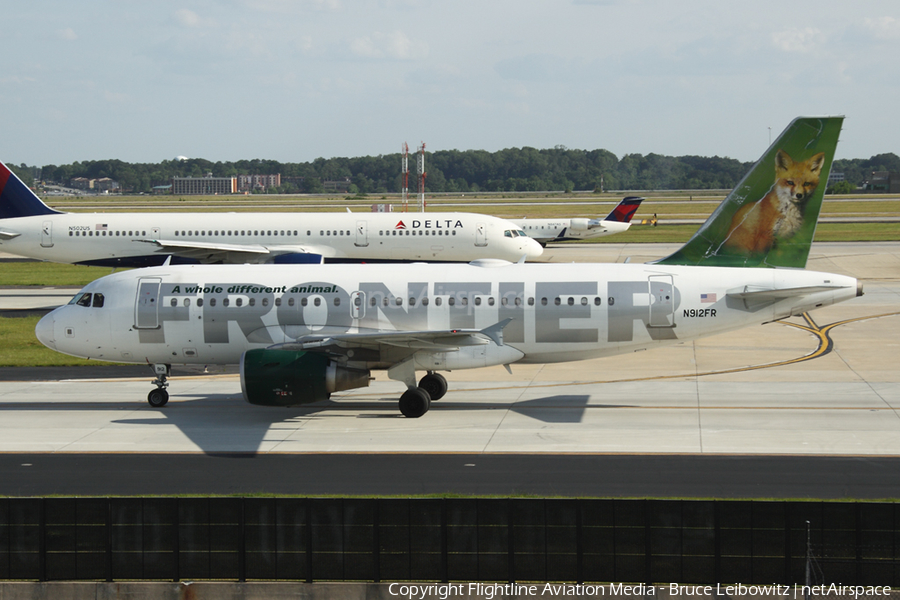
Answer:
(241, 0, 342, 11)
(350, 31, 426, 60)
(495, 54, 582, 83)
(57, 28, 78, 41)
(104, 90, 130, 103)
(863, 16, 900, 40)
(770, 27, 822, 53)
(173, 9, 205, 28)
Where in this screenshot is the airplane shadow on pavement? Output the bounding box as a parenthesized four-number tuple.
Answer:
(0, 378, 633, 456)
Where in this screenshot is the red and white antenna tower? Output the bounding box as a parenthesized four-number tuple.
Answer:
(417, 142, 426, 211)
(401, 142, 409, 212)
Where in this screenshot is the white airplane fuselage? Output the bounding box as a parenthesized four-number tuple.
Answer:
(36, 261, 859, 369)
(0, 211, 542, 266)
(511, 218, 631, 243)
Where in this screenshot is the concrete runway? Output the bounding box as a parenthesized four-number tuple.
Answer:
(0, 242, 898, 497)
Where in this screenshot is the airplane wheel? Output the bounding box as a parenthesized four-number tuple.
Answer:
(148, 388, 169, 407)
(399, 388, 431, 418)
(418, 372, 448, 401)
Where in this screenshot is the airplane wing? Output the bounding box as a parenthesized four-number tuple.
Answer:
(134, 238, 333, 263)
(273, 319, 513, 354)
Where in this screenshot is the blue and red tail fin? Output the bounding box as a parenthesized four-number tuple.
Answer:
(604, 196, 644, 223)
(0, 162, 62, 219)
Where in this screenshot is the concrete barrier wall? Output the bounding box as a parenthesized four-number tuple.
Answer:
(2, 498, 898, 585)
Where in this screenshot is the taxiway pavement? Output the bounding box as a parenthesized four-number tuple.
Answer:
(0, 242, 898, 497)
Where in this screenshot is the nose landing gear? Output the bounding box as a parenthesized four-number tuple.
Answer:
(148, 363, 171, 407)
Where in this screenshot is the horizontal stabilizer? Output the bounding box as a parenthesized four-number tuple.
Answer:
(726, 284, 850, 301)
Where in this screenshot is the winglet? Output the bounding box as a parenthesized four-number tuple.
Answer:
(481, 318, 513, 346)
(0, 162, 63, 220)
(655, 116, 843, 269)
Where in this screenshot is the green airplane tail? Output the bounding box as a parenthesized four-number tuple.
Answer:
(656, 116, 844, 269)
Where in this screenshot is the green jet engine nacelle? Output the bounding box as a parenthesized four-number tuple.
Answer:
(240, 348, 371, 407)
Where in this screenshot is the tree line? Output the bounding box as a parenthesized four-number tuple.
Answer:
(7, 148, 899, 195)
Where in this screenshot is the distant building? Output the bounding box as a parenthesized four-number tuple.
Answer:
(70, 177, 93, 190)
(172, 174, 237, 195)
(863, 171, 900, 193)
(94, 178, 119, 193)
(152, 185, 172, 195)
(237, 174, 281, 192)
(827, 171, 845, 185)
(70, 176, 120, 192)
(323, 177, 352, 193)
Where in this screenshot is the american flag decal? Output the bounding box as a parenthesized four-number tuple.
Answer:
(96, 224, 108, 231)
(700, 293, 716, 303)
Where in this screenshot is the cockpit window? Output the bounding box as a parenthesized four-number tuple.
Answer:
(516, 229, 527, 237)
(69, 292, 104, 308)
(504, 230, 513, 238)
(72, 293, 92, 307)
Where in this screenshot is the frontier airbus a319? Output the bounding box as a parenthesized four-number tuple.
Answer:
(0, 165, 542, 265)
(36, 117, 861, 418)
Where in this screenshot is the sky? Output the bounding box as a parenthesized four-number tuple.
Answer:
(3, 0, 899, 167)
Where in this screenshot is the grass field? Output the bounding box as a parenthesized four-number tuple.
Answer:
(0, 315, 96, 366)
(0, 262, 119, 286)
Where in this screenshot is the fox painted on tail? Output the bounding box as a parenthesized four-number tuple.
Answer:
(657, 116, 842, 269)
(722, 149, 825, 255)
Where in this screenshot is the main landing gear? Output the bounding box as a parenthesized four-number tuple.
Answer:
(398, 372, 448, 418)
(418, 372, 448, 401)
(147, 363, 170, 407)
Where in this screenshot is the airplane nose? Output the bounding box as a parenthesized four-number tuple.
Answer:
(35, 313, 56, 350)
(523, 238, 543, 259)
